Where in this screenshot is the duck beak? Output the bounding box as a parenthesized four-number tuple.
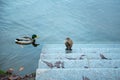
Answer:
(36, 36, 39, 38)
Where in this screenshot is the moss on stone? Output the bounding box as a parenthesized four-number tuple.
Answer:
(0, 70, 6, 74)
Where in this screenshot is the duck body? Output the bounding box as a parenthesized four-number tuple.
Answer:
(15, 37, 34, 45)
(65, 37, 73, 50)
(15, 34, 39, 46)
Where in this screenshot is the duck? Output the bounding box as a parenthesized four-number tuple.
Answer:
(15, 34, 39, 47)
(65, 37, 73, 50)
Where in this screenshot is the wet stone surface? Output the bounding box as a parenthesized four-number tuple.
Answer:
(36, 44, 120, 80)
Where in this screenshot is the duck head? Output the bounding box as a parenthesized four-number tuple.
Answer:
(32, 34, 39, 47)
(32, 34, 38, 39)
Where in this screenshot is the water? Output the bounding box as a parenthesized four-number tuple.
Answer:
(0, 0, 120, 75)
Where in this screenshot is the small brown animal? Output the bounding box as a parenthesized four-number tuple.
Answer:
(65, 37, 73, 50)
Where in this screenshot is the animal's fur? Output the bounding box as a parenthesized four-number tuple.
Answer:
(65, 37, 73, 50)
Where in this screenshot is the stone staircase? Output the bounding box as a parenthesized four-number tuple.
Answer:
(36, 44, 120, 80)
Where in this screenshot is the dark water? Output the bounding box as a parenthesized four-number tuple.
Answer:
(0, 0, 120, 75)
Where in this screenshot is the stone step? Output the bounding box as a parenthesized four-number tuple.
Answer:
(41, 47, 120, 54)
(40, 53, 120, 60)
(36, 44, 120, 80)
(80, 48, 120, 53)
(42, 44, 120, 48)
(42, 44, 120, 54)
(38, 60, 120, 69)
(36, 68, 120, 80)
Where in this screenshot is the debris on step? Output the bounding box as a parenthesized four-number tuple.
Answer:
(82, 76, 90, 80)
(42, 61, 54, 68)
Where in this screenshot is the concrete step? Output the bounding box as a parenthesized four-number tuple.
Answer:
(41, 44, 120, 54)
(38, 60, 120, 69)
(41, 48, 80, 53)
(36, 68, 120, 80)
(41, 47, 120, 54)
(40, 53, 120, 60)
(80, 48, 120, 53)
(42, 44, 120, 48)
(36, 44, 120, 80)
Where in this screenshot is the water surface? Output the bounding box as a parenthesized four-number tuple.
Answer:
(0, 0, 120, 75)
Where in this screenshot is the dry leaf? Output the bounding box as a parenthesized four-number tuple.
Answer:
(19, 66, 24, 71)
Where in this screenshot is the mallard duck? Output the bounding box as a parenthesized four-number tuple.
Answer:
(65, 37, 73, 50)
(15, 34, 39, 47)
